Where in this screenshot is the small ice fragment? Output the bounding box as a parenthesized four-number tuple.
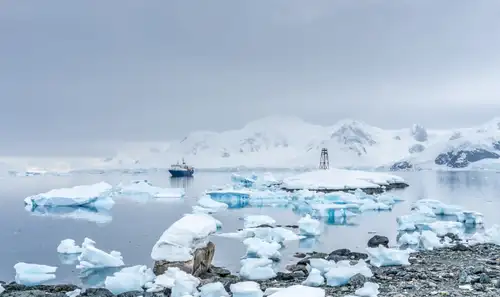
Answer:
(266, 285, 325, 297)
(366, 246, 410, 267)
(66, 289, 81, 297)
(298, 214, 321, 236)
(230, 281, 263, 297)
(302, 268, 325, 287)
(57, 239, 83, 254)
(355, 281, 380, 296)
(14, 262, 57, 286)
(77, 238, 124, 270)
(199, 281, 229, 297)
(104, 265, 155, 295)
(239, 258, 276, 281)
(244, 215, 276, 228)
(0, 284, 5, 294)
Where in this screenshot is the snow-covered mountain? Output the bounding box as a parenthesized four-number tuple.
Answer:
(5, 116, 500, 173)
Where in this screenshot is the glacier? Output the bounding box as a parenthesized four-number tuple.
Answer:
(6, 116, 500, 172)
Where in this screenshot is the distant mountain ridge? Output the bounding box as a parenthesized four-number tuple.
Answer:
(5, 116, 500, 173)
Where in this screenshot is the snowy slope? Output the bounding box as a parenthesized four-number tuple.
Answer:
(5, 116, 500, 173)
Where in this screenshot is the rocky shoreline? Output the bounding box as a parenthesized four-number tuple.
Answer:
(2, 242, 500, 297)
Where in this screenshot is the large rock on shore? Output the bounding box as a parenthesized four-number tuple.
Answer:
(153, 241, 215, 277)
(367, 235, 389, 248)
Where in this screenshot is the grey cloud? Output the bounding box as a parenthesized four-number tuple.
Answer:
(1, 0, 500, 156)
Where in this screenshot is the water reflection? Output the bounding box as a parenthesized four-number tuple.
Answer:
(25, 204, 112, 225)
(58, 253, 80, 265)
(169, 176, 194, 189)
(79, 267, 121, 288)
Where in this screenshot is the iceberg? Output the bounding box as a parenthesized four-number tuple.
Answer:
(24, 182, 114, 208)
(230, 281, 263, 297)
(14, 262, 57, 286)
(104, 265, 155, 295)
(151, 213, 218, 262)
(366, 246, 411, 267)
(77, 238, 124, 270)
(115, 180, 185, 198)
(298, 214, 321, 236)
(195, 195, 229, 213)
(282, 169, 406, 191)
(57, 239, 83, 254)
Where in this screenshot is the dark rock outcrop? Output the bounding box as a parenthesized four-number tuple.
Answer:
(435, 149, 500, 168)
(367, 235, 389, 248)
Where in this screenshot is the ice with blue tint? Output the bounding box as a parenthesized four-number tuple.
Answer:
(104, 265, 155, 295)
(230, 281, 263, 297)
(366, 246, 411, 267)
(298, 214, 321, 236)
(57, 239, 83, 254)
(193, 195, 229, 213)
(25, 204, 113, 224)
(302, 268, 325, 287)
(239, 258, 276, 281)
(324, 260, 373, 287)
(199, 281, 230, 297)
(114, 180, 185, 199)
(231, 172, 279, 189)
(14, 262, 57, 286)
(24, 182, 114, 208)
(77, 238, 124, 270)
(243, 237, 281, 260)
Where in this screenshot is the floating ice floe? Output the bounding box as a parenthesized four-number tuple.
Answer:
(217, 226, 301, 243)
(193, 195, 229, 213)
(230, 281, 264, 297)
(151, 213, 219, 262)
(239, 258, 277, 281)
(77, 238, 124, 270)
(26, 204, 113, 224)
(231, 172, 279, 189)
(24, 182, 114, 209)
(298, 214, 321, 236)
(366, 246, 411, 267)
(57, 239, 83, 254)
(244, 215, 276, 228)
(104, 265, 155, 295)
(243, 237, 281, 260)
(14, 262, 57, 286)
(0, 284, 4, 294)
(114, 180, 185, 199)
(281, 169, 406, 192)
(412, 199, 484, 226)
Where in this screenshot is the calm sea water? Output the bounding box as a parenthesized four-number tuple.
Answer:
(1, 170, 500, 286)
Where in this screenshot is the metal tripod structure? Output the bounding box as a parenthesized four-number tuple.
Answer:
(319, 148, 329, 170)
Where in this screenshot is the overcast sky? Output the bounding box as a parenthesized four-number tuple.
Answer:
(1, 0, 500, 156)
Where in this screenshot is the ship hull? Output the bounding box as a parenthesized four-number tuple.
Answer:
(169, 169, 194, 177)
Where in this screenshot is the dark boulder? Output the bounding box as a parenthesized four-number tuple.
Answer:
(367, 235, 389, 248)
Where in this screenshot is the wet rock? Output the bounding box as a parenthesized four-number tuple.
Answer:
(451, 243, 469, 251)
(348, 273, 366, 288)
(81, 288, 115, 297)
(367, 235, 389, 248)
(293, 252, 307, 258)
(153, 241, 215, 277)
